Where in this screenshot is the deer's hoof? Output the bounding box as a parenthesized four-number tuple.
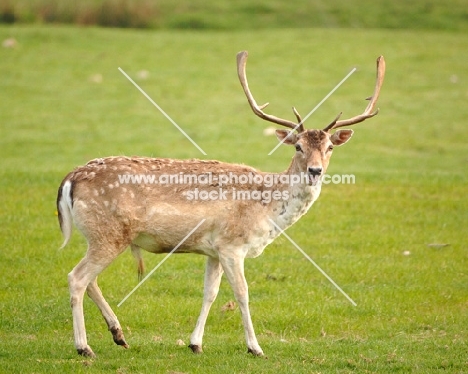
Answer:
(188, 344, 203, 354)
(110, 327, 129, 348)
(247, 347, 264, 357)
(77, 345, 96, 358)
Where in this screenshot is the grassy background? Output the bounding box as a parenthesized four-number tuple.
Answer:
(1, 0, 468, 31)
(0, 22, 467, 374)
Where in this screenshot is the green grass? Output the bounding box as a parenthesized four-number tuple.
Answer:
(2, 0, 468, 32)
(0, 26, 467, 373)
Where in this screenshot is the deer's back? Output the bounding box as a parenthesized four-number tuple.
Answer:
(60, 156, 278, 257)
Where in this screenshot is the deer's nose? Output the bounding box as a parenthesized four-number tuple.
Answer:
(308, 167, 323, 176)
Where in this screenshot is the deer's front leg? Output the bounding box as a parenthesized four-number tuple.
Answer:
(189, 257, 224, 354)
(220, 255, 263, 356)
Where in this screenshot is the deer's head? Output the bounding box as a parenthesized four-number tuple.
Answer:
(237, 51, 385, 185)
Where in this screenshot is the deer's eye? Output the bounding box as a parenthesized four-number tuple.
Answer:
(327, 145, 334, 152)
(295, 144, 303, 152)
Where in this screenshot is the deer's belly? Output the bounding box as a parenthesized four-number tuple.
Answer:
(132, 232, 218, 257)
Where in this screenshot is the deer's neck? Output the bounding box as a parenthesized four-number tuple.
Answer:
(270, 159, 322, 230)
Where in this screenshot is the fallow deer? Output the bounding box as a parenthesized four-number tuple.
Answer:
(57, 51, 385, 357)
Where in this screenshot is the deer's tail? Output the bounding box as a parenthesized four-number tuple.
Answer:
(57, 180, 74, 249)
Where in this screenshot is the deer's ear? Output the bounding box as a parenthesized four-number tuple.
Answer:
(330, 129, 353, 146)
(276, 130, 298, 145)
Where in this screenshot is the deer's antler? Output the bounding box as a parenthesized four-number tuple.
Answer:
(237, 51, 305, 133)
(323, 56, 386, 132)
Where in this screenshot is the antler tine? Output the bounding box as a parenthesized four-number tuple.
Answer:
(324, 112, 343, 130)
(292, 107, 305, 133)
(237, 51, 303, 132)
(323, 56, 386, 132)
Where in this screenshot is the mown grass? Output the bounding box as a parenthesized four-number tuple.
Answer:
(0, 26, 467, 373)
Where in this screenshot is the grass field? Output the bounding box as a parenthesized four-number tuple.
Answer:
(3, 0, 468, 32)
(0, 25, 467, 373)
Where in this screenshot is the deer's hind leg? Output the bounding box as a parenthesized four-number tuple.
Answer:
(86, 277, 129, 349)
(68, 241, 129, 357)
